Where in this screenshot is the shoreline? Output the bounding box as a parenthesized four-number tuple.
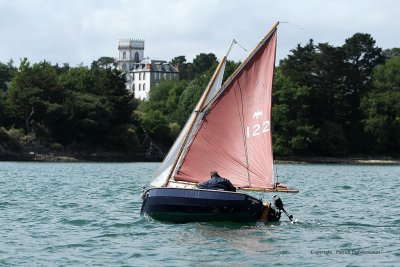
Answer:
(0, 151, 161, 163)
(1, 152, 400, 165)
(274, 157, 400, 165)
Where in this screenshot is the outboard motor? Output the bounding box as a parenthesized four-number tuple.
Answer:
(267, 204, 281, 222)
(273, 195, 294, 222)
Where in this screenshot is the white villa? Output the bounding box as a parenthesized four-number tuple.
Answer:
(117, 39, 179, 100)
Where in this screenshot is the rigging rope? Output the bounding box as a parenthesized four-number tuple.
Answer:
(233, 39, 248, 52)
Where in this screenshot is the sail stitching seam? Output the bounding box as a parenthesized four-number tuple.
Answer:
(234, 80, 251, 187)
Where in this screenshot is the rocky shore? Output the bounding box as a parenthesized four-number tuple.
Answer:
(1, 149, 399, 165)
(1, 136, 399, 164)
(0, 138, 165, 162)
(0, 150, 164, 162)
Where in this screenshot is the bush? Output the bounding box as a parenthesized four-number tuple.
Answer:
(50, 143, 64, 151)
(0, 127, 22, 151)
(168, 122, 181, 140)
(4, 127, 23, 142)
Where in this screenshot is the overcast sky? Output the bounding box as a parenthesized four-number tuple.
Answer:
(0, 0, 398, 66)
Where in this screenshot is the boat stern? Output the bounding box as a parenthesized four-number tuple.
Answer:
(260, 201, 281, 222)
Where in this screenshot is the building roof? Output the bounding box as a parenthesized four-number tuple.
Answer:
(129, 57, 179, 73)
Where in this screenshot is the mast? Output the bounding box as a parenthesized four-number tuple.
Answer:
(162, 40, 236, 187)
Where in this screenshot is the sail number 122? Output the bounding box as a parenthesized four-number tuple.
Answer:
(246, 120, 270, 139)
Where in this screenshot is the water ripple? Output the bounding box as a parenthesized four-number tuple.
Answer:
(0, 162, 399, 266)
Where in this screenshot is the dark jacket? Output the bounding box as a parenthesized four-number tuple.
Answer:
(197, 175, 236, 192)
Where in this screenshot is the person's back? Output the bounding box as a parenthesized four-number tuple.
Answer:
(197, 171, 236, 192)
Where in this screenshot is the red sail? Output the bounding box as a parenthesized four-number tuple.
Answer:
(175, 30, 277, 189)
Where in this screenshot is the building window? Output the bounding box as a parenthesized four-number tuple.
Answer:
(139, 84, 141, 91)
(132, 84, 135, 91)
(135, 52, 139, 62)
(139, 73, 141, 80)
(143, 73, 146, 80)
(143, 83, 146, 91)
(122, 63, 127, 71)
(123, 51, 126, 59)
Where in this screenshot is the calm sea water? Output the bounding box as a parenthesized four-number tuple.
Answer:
(0, 162, 399, 266)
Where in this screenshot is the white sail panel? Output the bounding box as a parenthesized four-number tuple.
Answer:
(150, 165, 172, 187)
(150, 115, 193, 187)
(205, 61, 226, 104)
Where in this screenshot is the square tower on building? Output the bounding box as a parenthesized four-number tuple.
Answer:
(117, 38, 179, 100)
(118, 39, 144, 71)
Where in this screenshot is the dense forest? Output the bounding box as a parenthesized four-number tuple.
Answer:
(1, 32, 399, 161)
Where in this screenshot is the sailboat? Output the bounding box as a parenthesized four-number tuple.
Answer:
(141, 22, 298, 223)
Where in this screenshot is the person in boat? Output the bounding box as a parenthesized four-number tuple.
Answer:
(196, 171, 236, 192)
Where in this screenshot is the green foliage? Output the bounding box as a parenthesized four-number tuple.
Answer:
(106, 125, 139, 152)
(272, 68, 317, 156)
(139, 80, 189, 147)
(279, 33, 386, 155)
(141, 109, 170, 147)
(170, 53, 218, 81)
(315, 122, 349, 156)
(93, 56, 117, 69)
(361, 91, 400, 153)
(50, 142, 64, 151)
(0, 34, 399, 158)
(223, 60, 240, 82)
(0, 95, 12, 127)
(0, 127, 22, 151)
(141, 80, 176, 114)
(138, 57, 216, 149)
(0, 60, 16, 91)
(280, 39, 317, 87)
(192, 53, 218, 78)
(175, 74, 210, 125)
(383, 48, 400, 60)
(342, 33, 385, 97)
(168, 122, 181, 140)
(372, 57, 400, 92)
(1, 57, 136, 153)
(361, 57, 400, 153)
(7, 59, 64, 133)
(171, 56, 192, 80)
(1, 127, 23, 142)
(59, 66, 93, 93)
(61, 91, 111, 144)
(140, 80, 188, 122)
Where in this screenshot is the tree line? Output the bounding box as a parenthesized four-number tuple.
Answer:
(274, 34, 400, 156)
(0, 32, 399, 160)
(0, 57, 140, 156)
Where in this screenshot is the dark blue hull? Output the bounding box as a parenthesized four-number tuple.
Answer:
(140, 187, 269, 223)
